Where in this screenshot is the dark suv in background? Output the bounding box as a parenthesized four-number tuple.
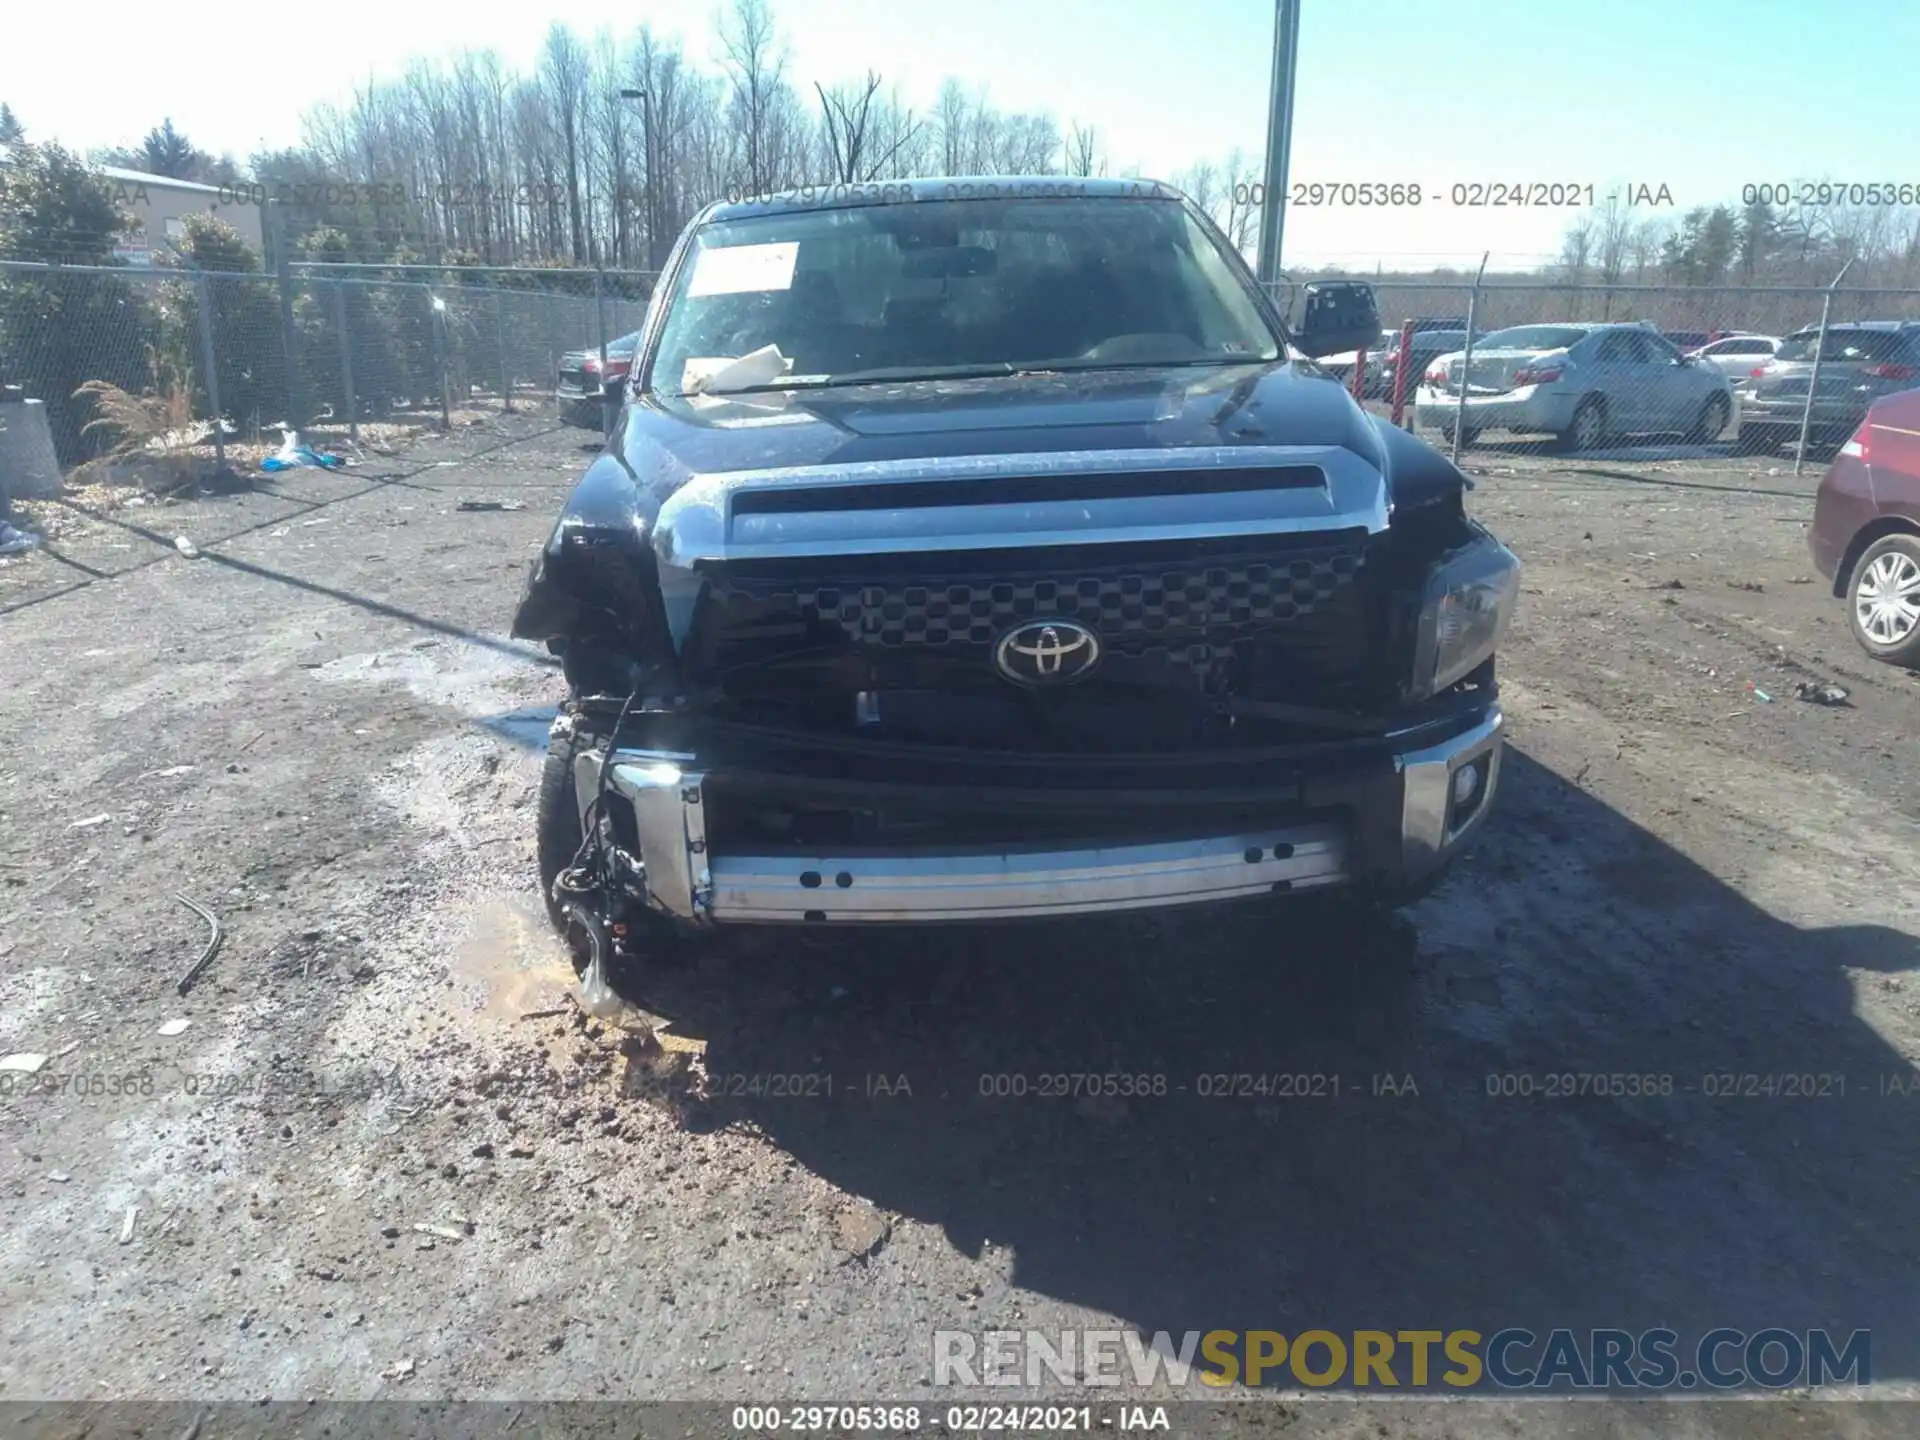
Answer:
(1739, 322, 1920, 455)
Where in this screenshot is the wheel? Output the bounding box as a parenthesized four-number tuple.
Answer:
(1847, 534, 1920, 667)
(1688, 393, 1731, 444)
(537, 721, 588, 932)
(1557, 397, 1606, 452)
(1439, 423, 1479, 448)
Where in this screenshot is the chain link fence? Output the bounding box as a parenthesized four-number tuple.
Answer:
(9, 253, 1920, 482)
(0, 259, 657, 476)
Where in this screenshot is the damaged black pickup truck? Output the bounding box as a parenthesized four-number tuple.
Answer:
(511, 178, 1518, 978)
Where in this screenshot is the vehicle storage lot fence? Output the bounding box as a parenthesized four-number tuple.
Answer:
(0, 258, 657, 470)
(9, 253, 1920, 475)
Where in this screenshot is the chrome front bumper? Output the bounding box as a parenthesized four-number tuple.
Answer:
(572, 710, 1504, 924)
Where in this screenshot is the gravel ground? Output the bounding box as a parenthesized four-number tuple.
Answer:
(2, 410, 1918, 1435)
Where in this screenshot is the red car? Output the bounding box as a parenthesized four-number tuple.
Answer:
(1810, 387, 1920, 666)
(555, 331, 643, 427)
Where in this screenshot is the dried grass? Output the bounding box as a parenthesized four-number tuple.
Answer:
(71, 346, 197, 461)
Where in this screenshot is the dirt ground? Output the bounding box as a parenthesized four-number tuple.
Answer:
(3, 409, 1919, 1435)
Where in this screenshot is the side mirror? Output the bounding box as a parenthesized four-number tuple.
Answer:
(1292, 281, 1382, 360)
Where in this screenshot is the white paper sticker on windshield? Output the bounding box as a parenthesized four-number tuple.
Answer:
(687, 241, 798, 297)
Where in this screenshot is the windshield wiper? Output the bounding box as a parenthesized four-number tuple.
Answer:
(719, 362, 1020, 394)
(1044, 355, 1275, 374)
(703, 353, 1273, 396)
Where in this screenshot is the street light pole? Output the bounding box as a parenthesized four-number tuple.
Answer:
(619, 86, 661, 272)
(1255, 0, 1301, 287)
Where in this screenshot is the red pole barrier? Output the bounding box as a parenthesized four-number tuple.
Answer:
(1349, 347, 1368, 402)
(1389, 318, 1415, 427)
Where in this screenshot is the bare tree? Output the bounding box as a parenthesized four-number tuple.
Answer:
(934, 80, 968, 176)
(816, 72, 921, 183)
(1220, 147, 1260, 254)
(1177, 160, 1219, 218)
(815, 72, 879, 183)
(718, 0, 790, 193)
(1627, 217, 1668, 282)
(1557, 215, 1595, 284)
(867, 83, 928, 180)
(1066, 121, 1098, 178)
(632, 29, 694, 257)
(1595, 195, 1632, 285)
(540, 24, 593, 261)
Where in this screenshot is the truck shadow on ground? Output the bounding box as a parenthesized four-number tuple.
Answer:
(626, 745, 1920, 1390)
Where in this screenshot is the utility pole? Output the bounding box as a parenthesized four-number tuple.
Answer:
(1255, 0, 1301, 287)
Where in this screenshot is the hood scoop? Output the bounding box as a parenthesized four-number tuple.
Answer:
(730, 465, 1326, 515)
(651, 444, 1391, 571)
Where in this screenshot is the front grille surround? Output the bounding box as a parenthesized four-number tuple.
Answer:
(706, 542, 1368, 652)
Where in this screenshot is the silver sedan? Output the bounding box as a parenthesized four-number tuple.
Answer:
(1414, 322, 1735, 451)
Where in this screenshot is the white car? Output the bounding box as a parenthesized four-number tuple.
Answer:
(1318, 328, 1399, 395)
(1687, 334, 1780, 388)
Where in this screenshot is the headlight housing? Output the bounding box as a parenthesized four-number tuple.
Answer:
(1407, 527, 1520, 702)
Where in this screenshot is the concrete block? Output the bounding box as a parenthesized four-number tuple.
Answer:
(0, 398, 63, 498)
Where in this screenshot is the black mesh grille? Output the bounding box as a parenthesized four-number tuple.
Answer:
(711, 546, 1366, 651)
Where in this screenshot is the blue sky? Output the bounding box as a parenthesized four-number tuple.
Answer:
(2, 0, 1914, 268)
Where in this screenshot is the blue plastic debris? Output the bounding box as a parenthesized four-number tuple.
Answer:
(259, 430, 346, 472)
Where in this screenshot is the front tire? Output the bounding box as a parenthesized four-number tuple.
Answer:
(1848, 534, 1920, 667)
(1688, 393, 1731, 444)
(537, 723, 587, 932)
(1558, 396, 1606, 452)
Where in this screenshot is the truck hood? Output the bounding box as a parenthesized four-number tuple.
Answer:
(625, 362, 1402, 573)
(629, 360, 1371, 471)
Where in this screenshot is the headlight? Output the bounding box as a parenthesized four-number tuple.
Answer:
(1408, 527, 1520, 701)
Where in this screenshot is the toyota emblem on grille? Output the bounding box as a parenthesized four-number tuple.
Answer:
(994, 619, 1102, 686)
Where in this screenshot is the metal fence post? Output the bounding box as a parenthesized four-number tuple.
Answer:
(266, 204, 307, 430)
(1451, 254, 1489, 466)
(190, 268, 227, 471)
(1389, 317, 1414, 429)
(430, 290, 451, 431)
(493, 278, 513, 413)
(595, 267, 613, 439)
(331, 280, 358, 445)
(1795, 256, 1856, 477)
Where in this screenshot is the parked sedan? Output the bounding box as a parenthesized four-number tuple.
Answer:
(1378, 327, 1483, 406)
(1737, 322, 1920, 456)
(1414, 322, 1734, 450)
(555, 331, 643, 427)
(1687, 333, 1780, 388)
(1809, 386, 1920, 666)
